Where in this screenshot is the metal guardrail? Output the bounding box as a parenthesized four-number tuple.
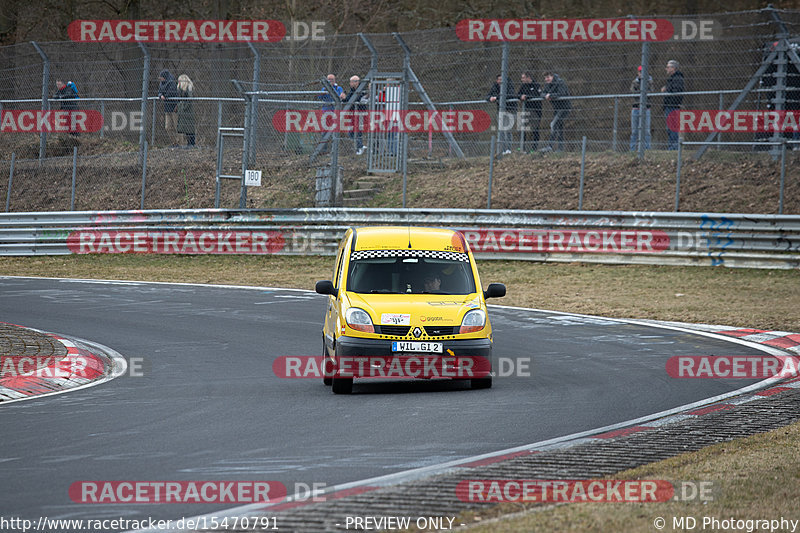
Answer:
(0, 208, 798, 269)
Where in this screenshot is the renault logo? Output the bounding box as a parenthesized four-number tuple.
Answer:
(412, 327, 422, 338)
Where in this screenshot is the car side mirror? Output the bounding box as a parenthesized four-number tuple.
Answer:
(483, 283, 506, 299)
(315, 280, 338, 297)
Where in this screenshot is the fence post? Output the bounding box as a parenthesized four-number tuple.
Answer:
(5, 152, 15, 212)
(675, 140, 683, 212)
(100, 101, 105, 139)
(612, 97, 619, 152)
(70, 146, 77, 210)
(638, 42, 650, 160)
(487, 135, 496, 209)
(138, 43, 150, 163)
(215, 129, 223, 209)
(217, 100, 223, 137)
(240, 94, 250, 209)
(31, 42, 49, 163)
(498, 41, 509, 155)
(779, 140, 786, 214)
(151, 98, 156, 145)
(579, 136, 587, 210)
(140, 141, 149, 209)
(247, 42, 261, 163)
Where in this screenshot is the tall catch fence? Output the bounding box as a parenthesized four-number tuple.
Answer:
(0, 9, 799, 211)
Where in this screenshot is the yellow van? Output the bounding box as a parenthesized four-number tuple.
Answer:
(315, 226, 506, 394)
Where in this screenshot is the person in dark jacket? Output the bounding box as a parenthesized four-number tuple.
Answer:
(486, 74, 516, 154)
(661, 60, 685, 150)
(517, 71, 541, 152)
(54, 79, 78, 111)
(630, 65, 653, 151)
(53, 79, 79, 135)
(176, 74, 195, 147)
(158, 69, 180, 146)
(541, 71, 571, 152)
(346, 75, 368, 154)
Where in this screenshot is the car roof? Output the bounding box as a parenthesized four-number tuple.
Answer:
(353, 226, 467, 253)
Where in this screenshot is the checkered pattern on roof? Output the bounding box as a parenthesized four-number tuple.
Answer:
(350, 249, 469, 262)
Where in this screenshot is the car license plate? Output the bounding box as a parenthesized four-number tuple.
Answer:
(392, 341, 443, 353)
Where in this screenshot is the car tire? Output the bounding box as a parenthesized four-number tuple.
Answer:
(331, 347, 353, 394)
(322, 339, 333, 386)
(331, 376, 353, 394)
(471, 377, 492, 390)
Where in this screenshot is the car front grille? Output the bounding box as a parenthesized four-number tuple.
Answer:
(378, 325, 411, 336)
(424, 326, 460, 336)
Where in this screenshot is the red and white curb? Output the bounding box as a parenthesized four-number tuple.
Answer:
(0, 324, 125, 404)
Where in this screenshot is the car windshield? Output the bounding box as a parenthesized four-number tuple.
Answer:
(347, 253, 475, 295)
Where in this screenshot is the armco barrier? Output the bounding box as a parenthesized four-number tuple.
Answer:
(0, 208, 798, 269)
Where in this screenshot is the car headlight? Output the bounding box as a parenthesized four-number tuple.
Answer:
(345, 307, 374, 333)
(460, 309, 486, 334)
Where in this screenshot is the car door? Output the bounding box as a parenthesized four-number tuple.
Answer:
(324, 231, 350, 356)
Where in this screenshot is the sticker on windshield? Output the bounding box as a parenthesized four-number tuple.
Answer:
(381, 313, 411, 325)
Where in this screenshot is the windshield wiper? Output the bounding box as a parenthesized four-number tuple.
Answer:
(368, 289, 403, 294)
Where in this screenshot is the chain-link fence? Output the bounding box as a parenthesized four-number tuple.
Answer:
(1, 9, 799, 211)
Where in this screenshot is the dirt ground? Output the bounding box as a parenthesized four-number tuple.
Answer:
(0, 134, 797, 213)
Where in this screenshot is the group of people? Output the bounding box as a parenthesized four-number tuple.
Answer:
(158, 69, 196, 147)
(629, 59, 685, 151)
(319, 73, 404, 157)
(486, 59, 686, 154)
(487, 70, 572, 153)
(53, 63, 685, 153)
(317, 73, 370, 155)
(53, 70, 196, 146)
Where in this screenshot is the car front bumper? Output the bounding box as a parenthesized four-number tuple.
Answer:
(333, 335, 492, 379)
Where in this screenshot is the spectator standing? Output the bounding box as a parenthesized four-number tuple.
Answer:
(630, 65, 653, 151)
(517, 71, 542, 152)
(317, 74, 345, 153)
(319, 73, 345, 111)
(346, 75, 368, 155)
(54, 79, 80, 135)
(176, 74, 196, 147)
(541, 71, 571, 152)
(661, 60, 685, 151)
(486, 74, 516, 154)
(158, 70, 180, 146)
(54, 79, 78, 111)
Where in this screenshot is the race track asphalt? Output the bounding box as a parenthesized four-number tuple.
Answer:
(0, 277, 766, 527)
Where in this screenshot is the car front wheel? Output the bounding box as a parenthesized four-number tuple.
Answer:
(331, 347, 353, 394)
(471, 377, 492, 390)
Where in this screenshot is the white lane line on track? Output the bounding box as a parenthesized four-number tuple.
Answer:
(0, 276, 791, 530)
